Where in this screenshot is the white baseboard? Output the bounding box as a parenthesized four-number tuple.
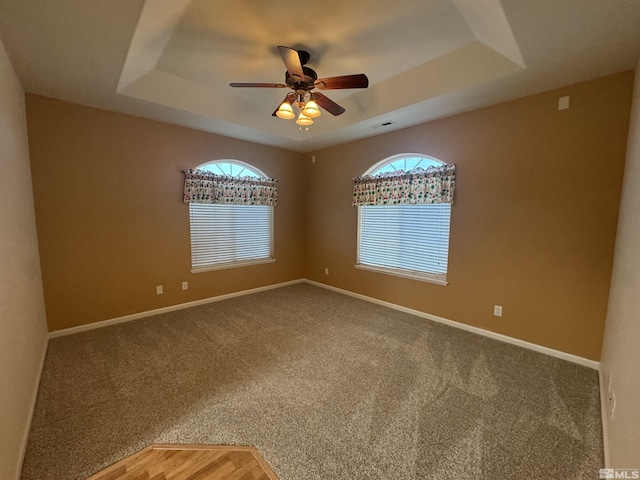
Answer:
(48, 277, 599, 370)
(17, 335, 48, 479)
(599, 366, 611, 466)
(304, 279, 600, 370)
(49, 279, 304, 338)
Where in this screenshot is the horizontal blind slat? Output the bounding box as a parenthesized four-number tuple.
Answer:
(189, 204, 273, 269)
(359, 204, 451, 278)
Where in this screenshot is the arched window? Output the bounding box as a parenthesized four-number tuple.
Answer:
(355, 153, 454, 285)
(197, 160, 264, 178)
(188, 160, 274, 272)
(365, 154, 443, 175)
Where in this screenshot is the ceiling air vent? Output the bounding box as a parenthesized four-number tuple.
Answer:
(371, 121, 396, 130)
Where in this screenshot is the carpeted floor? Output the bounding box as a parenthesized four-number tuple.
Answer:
(21, 283, 603, 480)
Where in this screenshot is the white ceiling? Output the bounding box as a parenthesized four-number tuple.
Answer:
(1, 0, 639, 153)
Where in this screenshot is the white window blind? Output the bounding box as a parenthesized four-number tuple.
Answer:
(358, 203, 451, 282)
(189, 203, 273, 271)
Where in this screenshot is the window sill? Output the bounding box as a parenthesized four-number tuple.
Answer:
(191, 258, 275, 274)
(354, 264, 448, 286)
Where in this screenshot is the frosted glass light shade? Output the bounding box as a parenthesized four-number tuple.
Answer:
(276, 102, 295, 119)
(296, 112, 314, 125)
(301, 100, 321, 118)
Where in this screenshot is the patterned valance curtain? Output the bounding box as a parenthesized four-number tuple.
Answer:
(182, 169, 278, 206)
(352, 163, 456, 206)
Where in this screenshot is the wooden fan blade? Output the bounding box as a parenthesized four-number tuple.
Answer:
(230, 83, 286, 88)
(271, 94, 295, 117)
(313, 92, 345, 116)
(277, 46, 304, 81)
(315, 74, 369, 90)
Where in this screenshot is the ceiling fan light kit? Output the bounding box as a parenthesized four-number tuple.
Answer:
(230, 46, 369, 131)
(276, 91, 320, 126)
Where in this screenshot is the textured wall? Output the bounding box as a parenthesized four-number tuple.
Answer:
(26, 95, 306, 331)
(600, 64, 640, 465)
(305, 72, 633, 361)
(0, 40, 48, 479)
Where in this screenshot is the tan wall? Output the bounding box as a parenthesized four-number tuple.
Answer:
(600, 62, 640, 465)
(305, 71, 634, 361)
(26, 71, 633, 359)
(0, 40, 48, 479)
(26, 95, 306, 332)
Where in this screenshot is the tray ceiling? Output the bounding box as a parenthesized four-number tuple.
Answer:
(1, 0, 639, 152)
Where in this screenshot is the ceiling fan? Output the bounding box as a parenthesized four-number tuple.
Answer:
(230, 46, 369, 129)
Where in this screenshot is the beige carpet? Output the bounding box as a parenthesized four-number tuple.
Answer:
(21, 283, 603, 479)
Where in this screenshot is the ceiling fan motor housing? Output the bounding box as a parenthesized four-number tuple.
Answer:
(285, 66, 318, 90)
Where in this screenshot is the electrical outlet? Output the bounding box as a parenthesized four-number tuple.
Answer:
(156, 285, 163, 295)
(182, 281, 188, 291)
(493, 305, 503, 317)
(324, 267, 329, 275)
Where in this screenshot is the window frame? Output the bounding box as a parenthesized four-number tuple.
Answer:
(188, 160, 275, 274)
(355, 153, 452, 286)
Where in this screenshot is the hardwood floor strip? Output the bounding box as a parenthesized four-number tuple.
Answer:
(93, 465, 128, 480)
(85, 445, 279, 480)
(130, 472, 150, 480)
